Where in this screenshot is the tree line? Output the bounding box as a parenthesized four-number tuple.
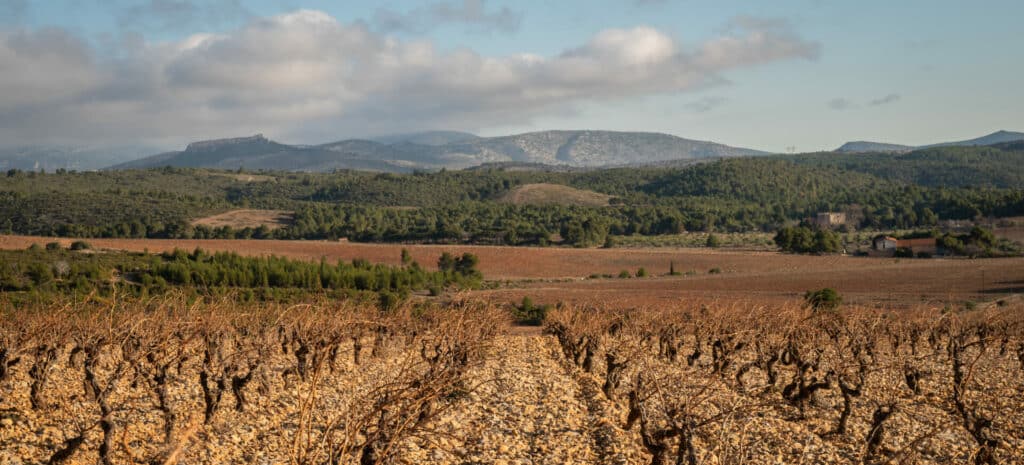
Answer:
(2, 144, 1023, 246)
(0, 245, 481, 303)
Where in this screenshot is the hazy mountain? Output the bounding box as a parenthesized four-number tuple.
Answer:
(835, 130, 1024, 153)
(0, 145, 154, 172)
(369, 131, 480, 146)
(835, 141, 914, 153)
(923, 130, 1024, 148)
(108, 130, 767, 172)
(110, 135, 410, 172)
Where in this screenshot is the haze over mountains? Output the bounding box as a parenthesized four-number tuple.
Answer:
(835, 130, 1024, 153)
(0, 145, 157, 172)
(109, 130, 768, 172)
(3, 129, 1022, 173)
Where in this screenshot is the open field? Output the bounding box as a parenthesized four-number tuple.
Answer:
(2, 235, 1021, 308)
(190, 209, 294, 230)
(499, 183, 612, 207)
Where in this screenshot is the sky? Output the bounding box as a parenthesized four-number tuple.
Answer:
(0, 0, 1021, 153)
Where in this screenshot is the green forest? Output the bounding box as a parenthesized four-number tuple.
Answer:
(2, 144, 1023, 247)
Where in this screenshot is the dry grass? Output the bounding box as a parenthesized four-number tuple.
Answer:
(190, 209, 294, 230)
(499, 183, 612, 207)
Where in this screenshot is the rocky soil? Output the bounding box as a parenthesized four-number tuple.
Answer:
(1, 328, 1022, 464)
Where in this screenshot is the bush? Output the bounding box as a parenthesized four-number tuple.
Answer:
(636, 267, 647, 278)
(774, 225, 841, 254)
(705, 234, 721, 248)
(378, 291, 403, 311)
(45, 242, 62, 251)
(618, 270, 631, 279)
(894, 247, 914, 258)
(708, 268, 722, 274)
(513, 296, 550, 326)
(69, 240, 92, 251)
(915, 251, 932, 259)
(804, 287, 842, 312)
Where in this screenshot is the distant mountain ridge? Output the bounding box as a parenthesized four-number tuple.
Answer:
(836, 130, 1024, 153)
(108, 130, 767, 172)
(0, 145, 156, 172)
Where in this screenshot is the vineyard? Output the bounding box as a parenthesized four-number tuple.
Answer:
(1, 295, 1022, 464)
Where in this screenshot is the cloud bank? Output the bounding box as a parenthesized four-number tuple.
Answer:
(0, 10, 819, 146)
(373, 0, 522, 34)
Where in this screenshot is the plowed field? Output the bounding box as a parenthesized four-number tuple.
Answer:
(2, 235, 1020, 307)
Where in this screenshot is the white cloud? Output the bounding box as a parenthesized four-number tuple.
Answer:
(373, 0, 522, 34)
(0, 11, 819, 146)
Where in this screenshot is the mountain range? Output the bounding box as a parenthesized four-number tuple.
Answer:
(4, 129, 1022, 173)
(835, 130, 1024, 153)
(108, 130, 767, 172)
(0, 145, 157, 172)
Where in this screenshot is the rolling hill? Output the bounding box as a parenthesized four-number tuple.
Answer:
(835, 130, 1024, 153)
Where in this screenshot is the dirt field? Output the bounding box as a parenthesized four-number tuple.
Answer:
(190, 209, 294, 230)
(2, 235, 1020, 307)
(500, 183, 612, 207)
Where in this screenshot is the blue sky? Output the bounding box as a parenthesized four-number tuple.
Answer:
(1, 0, 1021, 152)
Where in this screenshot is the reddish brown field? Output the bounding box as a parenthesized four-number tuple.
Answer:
(190, 209, 294, 230)
(2, 235, 1021, 307)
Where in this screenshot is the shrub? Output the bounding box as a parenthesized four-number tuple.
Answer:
(705, 234, 721, 248)
(618, 270, 631, 279)
(45, 242, 62, 251)
(804, 287, 842, 312)
(894, 247, 914, 258)
(378, 291, 403, 311)
(513, 296, 550, 326)
(636, 267, 647, 278)
(69, 240, 92, 251)
(709, 268, 722, 274)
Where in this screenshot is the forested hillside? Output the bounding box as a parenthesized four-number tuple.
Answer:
(2, 144, 1023, 246)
